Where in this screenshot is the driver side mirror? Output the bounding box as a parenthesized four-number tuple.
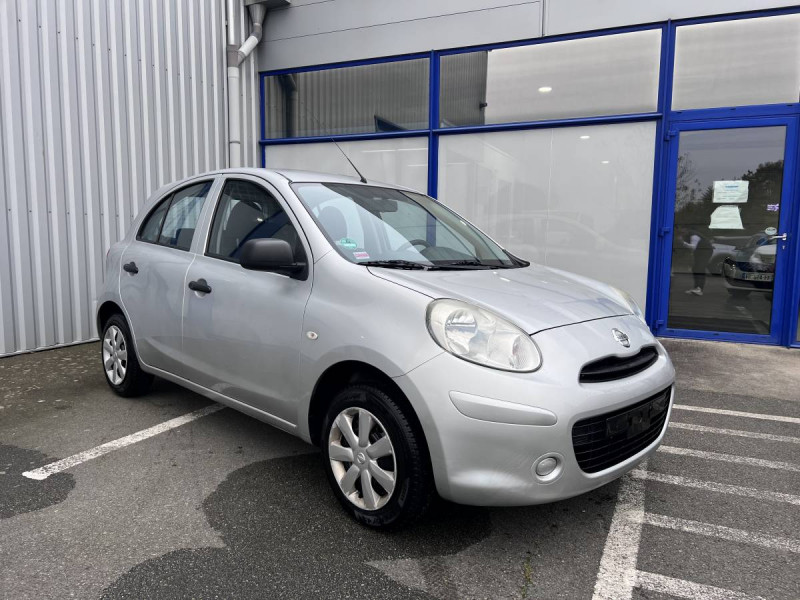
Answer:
(239, 239, 307, 279)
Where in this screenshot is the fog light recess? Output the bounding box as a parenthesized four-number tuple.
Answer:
(532, 453, 564, 483)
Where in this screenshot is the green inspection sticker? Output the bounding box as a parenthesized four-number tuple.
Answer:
(337, 237, 358, 249)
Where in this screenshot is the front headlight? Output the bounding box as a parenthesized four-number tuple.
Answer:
(426, 299, 541, 372)
(615, 288, 646, 323)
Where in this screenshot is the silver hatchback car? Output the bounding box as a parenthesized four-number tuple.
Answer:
(97, 168, 675, 528)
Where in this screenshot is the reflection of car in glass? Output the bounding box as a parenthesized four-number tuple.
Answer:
(722, 234, 776, 297)
(708, 242, 737, 275)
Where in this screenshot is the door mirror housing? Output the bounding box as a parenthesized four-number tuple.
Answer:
(239, 239, 306, 278)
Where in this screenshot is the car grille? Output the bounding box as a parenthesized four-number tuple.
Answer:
(579, 346, 659, 383)
(571, 387, 671, 473)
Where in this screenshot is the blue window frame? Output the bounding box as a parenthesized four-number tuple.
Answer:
(259, 6, 800, 348)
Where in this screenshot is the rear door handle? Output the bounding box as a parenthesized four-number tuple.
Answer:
(123, 261, 139, 274)
(188, 278, 212, 294)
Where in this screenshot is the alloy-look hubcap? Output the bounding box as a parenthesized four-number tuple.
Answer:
(328, 407, 396, 511)
(102, 325, 128, 385)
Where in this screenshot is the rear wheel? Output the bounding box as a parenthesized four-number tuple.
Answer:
(321, 384, 433, 529)
(101, 314, 153, 397)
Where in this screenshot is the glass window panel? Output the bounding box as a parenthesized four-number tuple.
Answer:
(264, 59, 429, 138)
(672, 15, 800, 110)
(138, 197, 171, 243)
(666, 127, 786, 334)
(439, 30, 661, 127)
(437, 122, 657, 307)
(264, 137, 429, 192)
(207, 180, 304, 262)
(158, 182, 212, 251)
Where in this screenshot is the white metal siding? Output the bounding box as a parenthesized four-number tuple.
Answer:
(256, 0, 543, 71)
(0, 0, 259, 356)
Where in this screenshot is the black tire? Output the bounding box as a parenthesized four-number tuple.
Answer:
(101, 313, 153, 397)
(321, 383, 433, 529)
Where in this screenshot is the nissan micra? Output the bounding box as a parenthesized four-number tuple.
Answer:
(97, 168, 675, 528)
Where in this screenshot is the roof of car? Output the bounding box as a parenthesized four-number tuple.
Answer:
(203, 168, 421, 193)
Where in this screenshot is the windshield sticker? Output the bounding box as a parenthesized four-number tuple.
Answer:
(353, 251, 370, 260)
(337, 237, 358, 249)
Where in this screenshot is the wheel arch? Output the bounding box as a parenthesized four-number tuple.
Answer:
(97, 300, 125, 337)
(307, 360, 429, 456)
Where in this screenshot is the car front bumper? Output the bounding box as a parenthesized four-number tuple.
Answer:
(393, 314, 675, 506)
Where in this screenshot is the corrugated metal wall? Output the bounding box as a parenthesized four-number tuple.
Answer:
(0, 0, 260, 356)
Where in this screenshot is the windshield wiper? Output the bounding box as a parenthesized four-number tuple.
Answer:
(428, 259, 499, 269)
(358, 260, 430, 270)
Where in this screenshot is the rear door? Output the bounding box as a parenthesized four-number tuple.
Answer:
(119, 179, 215, 374)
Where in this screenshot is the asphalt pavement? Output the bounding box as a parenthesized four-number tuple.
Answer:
(1, 338, 798, 599)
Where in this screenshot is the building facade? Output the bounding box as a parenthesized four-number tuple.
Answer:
(258, 0, 800, 348)
(2, 0, 800, 355)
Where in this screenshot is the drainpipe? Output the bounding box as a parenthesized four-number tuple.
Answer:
(226, 0, 267, 167)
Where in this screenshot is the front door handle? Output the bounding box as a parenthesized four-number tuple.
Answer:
(188, 278, 212, 294)
(769, 233, 788, 242)
(123, 261, 139, 274)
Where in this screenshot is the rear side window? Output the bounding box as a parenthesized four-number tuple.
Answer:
(206, 180, 305, 263)
(138, 198, 170, 243)
(137, 181, 212, 250)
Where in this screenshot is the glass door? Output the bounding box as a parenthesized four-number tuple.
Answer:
(657, 118, 797, 343)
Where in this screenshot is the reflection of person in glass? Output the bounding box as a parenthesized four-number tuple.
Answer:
(678, 227, 713, 296)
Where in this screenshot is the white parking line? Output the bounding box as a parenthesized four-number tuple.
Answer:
(636, 571, 765, 600)
(672, 405, 800, 424)
(641, 513, 800, 554)
(658, 445, 800, 472)
(669, 422, 800, 444)
(630, 470, 800, 505)
(591, 462, 647, 600)
(22, 404, 224, 480)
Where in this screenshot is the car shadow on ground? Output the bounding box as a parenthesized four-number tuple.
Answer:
(102, 453, 494, 599)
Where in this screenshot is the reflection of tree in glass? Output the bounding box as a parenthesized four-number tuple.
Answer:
(674, 154, 701, 210)
(674, 160, 783, 238)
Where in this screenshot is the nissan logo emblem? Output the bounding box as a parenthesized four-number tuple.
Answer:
(612, 329, 630, 347)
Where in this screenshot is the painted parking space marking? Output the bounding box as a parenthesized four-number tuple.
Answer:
(640, 513, 800, 554)
(635, 571, 766, 600)
(591, 462, 647, 600)
(669, 421, 800, 444)
(630, 469, 800, 505)
(672, 405, 800, 424)
(658, 445, 800, 472)
(22, 404, 224, 480)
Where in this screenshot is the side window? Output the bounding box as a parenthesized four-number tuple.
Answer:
(137, 180, 212, 250)
(138, 197, 171, 243)
(206, 180, 305, 263)
(158, 181, 212, 251)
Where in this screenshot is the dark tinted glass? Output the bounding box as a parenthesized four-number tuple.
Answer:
(138, 198, 171, 243)
(264, 59, 429, 138)
(667, 127, 786, 334)
(157, 181, 212, 251)
(207, 180, 304, 262)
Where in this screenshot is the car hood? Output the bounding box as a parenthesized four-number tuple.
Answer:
(368, 264, 632, 334)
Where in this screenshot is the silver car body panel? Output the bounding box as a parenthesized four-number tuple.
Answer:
(97, 168, 675, 506)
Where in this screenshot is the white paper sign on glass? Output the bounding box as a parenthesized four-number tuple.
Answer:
(713, 180, 749, 203)
(709, 205, 744, 229)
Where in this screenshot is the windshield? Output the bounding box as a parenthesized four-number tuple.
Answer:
(292, 183, 523, 269)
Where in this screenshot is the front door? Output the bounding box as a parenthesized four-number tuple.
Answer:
(181, 177, 313, 426)
(656, 119, 797, 343)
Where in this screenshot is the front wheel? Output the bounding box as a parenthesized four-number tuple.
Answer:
(101, 314, 153, 397)
(321, 384, 433, 529)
